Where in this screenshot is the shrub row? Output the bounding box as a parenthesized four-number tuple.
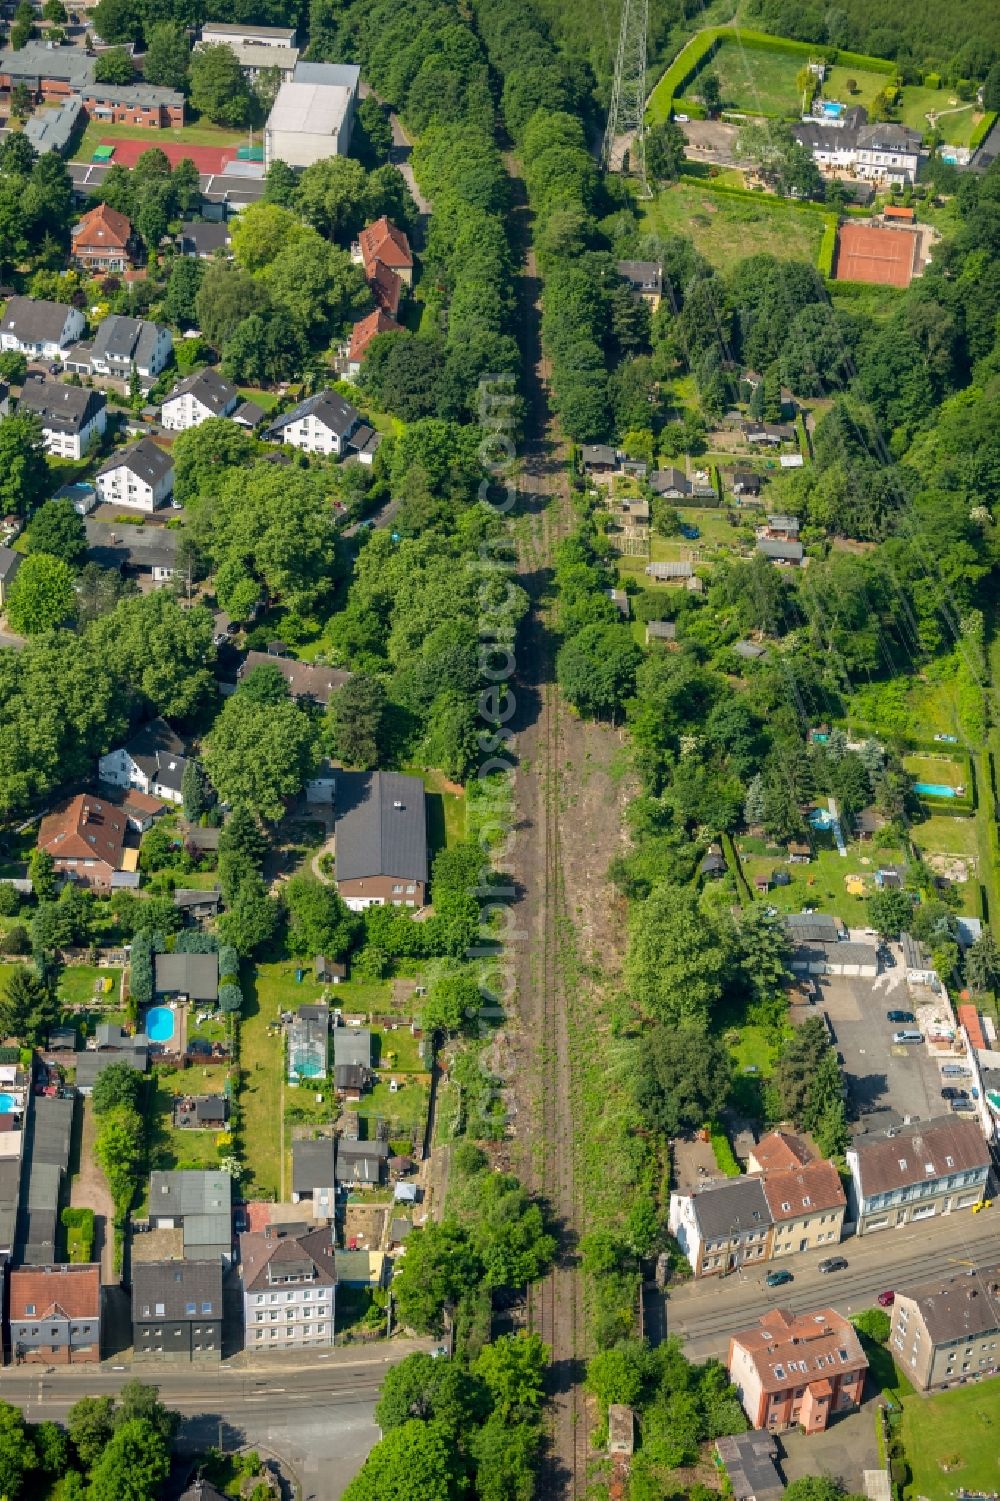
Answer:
(969, 111, 999, 151)
(816, 215, 839, 277)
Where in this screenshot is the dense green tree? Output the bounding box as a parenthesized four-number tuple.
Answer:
(6, 553, 77, 635)
(91, 0, 142, 43)
(143, 21, 191, 89)
(194, 260, 260, 348)
(204, 690, 316, 821)
(222, 309, 308, 385)
(341, 1421, 464, 1501)
(634, 1023, 732, 1135)
(217, 871, 280, 956)
(87, 1417, 170, 1501)
(114, 1381, 180, 1443)
(646, 119, 686, 181)
(91, 1061, 145, 1115)
(263, 159, 298, 207)
(468, 1415, 539, 1501)
(391, 1221, 483, 1334)
(421, 968, 480, 1034)
(626, 884, 730, 1025)
(0, 1400, 37, 1498)
(27, 499, 87, 565)
(852, 1308, 891, 1344)
(286, 875, 360, 959)
(67, 1394, 115, 1470)
(328, 674, 387, 768)
(557, 622, 641, 722)
(297, 154, 368, 241)
(189, 44, 255, 125)
(356, 95, 394, 166)
(89, 594, 215, 718)
(867, 887, 914, 939)
(163, 255, 203, 329)
(0, 413, 49, 518)
(472, 1333, 548, 1420)
(94, 46, 135, 84)
(171, 417, 256, 505)
(94, 1106, 144, 1212)
(0, 968, 57, 1045)
(375, 1352, 489, 1434)
(967, 929, 1000, 993)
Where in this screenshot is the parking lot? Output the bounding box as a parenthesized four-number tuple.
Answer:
(814, 968, 946, 1129)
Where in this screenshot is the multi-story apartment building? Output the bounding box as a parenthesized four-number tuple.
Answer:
(890, 1265, 1000, 1390)
(846, 1116, 991, 1235)
(239, 1223, 337, 1349)
(728, 1307, 868, 1434)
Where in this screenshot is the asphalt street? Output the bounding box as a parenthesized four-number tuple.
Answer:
(665, 1202, 1000, 1360)
(0, 1342, 431, 1500)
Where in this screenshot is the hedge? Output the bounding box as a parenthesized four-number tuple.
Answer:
(817, 215, 838, 277)
(648, 24, 898, 122)
(709, 1123, 742, 1176)
(970, 111, 999, 152)
(675, 173, 835, 214)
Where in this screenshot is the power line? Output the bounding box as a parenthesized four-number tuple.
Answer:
(602, 0, 650, 197)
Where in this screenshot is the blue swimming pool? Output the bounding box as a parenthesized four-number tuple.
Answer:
(821, 101, 843, 117)
(0, 1093, 16, 1113)
(809, 808, 834, 829)
(146, 1006, 175, 1043)
(914, 782, 959, 799)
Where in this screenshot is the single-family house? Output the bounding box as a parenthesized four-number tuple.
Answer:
(147, 1169, 233, 1262)
(855, 805, 885, 840)
(291, 1137, 336, 1217)
(732, 470, 761, 497)
(240, 1224, 337, 1350)
(9, 1263, 102, 1365)
(615, 259, 662, 309)
(607, 588, 630, 618)
(173, 889, 222, 922)
(132, 1259, 223, 1362)
(766, 514, 799, 539)
(333, 1027, 372, 1070)
(356, 216, 414, 287)
(315, 955, 347, 984)
(336, 1136, 389, 1187)
(154, 953, 220, 1004)
(0, 296, 85, 360)
(728, 1307, 867, 1433)
(36, 793, 126, 888)
(237, 651, 352, 705)
(99, 718, 188, 803)
(84, 519, 180, 583)
(71, 203, 136, 273)
(344, 307, 401, 377)
(846, 1116, 991, 1235)
(715, 1431, 784, 1501)
(75, 1034, 148, 1093)
(177, 221, 233, 259)
(161, 370, 240, 431)
(668, 1176, 773, 1278)
(581, 444, 618, 474)
(334, 1063, 369, 1101)
(0, 544, 21, 607)
(86, 315, 173, 383)
(18, 380, 106, 460)
(649, 466, 692, 499)
(889, 1264, 1000, 1391)
(95, 438, 174, 512)
(757, 538, 803, 565)
(700, 847, 726, 878)
(263, 389, 361, 456)
(334, 771, 428, 911)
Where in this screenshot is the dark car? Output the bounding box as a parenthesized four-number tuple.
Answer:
(951, 1099, 977, 1113)
(818, 1256, 848, 1274)
(766, 1269, 794, 1287)
(877, 1290, 895, 1308)
(886, 1009, 915, 1024)
(941, 1087, 969, 1101)
(680, 524, 700, 540)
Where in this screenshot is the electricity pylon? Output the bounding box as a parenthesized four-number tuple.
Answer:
(601, 0, 649, 196)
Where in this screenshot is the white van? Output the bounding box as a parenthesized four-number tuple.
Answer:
(893, 1030, 923, 1045)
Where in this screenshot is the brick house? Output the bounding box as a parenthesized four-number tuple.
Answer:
(9, 1263, 102, 1364)
(80, 82, 184, 127)
(71, 203, 136, 273)
(36, 792, 126, 888)
(728, 1307, 868, 1433)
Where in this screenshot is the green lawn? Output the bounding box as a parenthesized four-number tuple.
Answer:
(56, 965, 121, 1008)
(910, 814, 978, 859)
(902, 754, 967, 789)
(73, 118, 245, 162)
(895, 89, 982, 146)
(686, 36, 804, 115)
(900, 1382, 1000, 1499)
(640, 183, 825, 273)
(821, 67, 894, 115)
(734, 835, 907, 923)
(345, 1074, 430, 1137)
(728, 1023, 782, 1076)
(147, 1076, 226, 1174)
(237, 387, 280, 413)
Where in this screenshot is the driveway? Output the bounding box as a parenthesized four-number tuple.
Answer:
(778, 1395, 881, 1491)
(814, 972, 942, 1128)
(70, 1097, 117, 1286)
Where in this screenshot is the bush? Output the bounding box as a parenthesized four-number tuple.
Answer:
(889, 1457, 910, 1487)
(709, 1124, 742, 1177)
(853, 1307, 891, 1343)
(219, 981, 242, 1013)
(0, 925, 30, 955)
(0, 885, 20, 916)
(817, 215, 838, 278)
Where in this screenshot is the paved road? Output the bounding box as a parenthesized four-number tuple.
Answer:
(0, 1343, 430, 1500)
(665, 1204, 1000, 1360)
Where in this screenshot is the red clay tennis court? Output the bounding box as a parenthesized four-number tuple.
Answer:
(834, 222, 918, 287)
(99, 137, 239, 173)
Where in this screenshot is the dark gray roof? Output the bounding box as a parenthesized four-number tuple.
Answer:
(84, 80, 184, 108)
(898, 1263, 1000, 1345)
(178, 221, 232, 256)
(292, 59, 360, 89)
(75, 1048, 147, 1087)
(133, 1258, 223, 1321)
(232, 399, 266, 428)
(1, 296, 76, 344)
(767, 514, 799, 534)
(334, 771, 428, 885)
(335, 1063, 368, 1091)
(19, 380, 105, 436)
(91, 315, 167, 369)
(164, 368, 239, 415)
(649, 466, 691, 495)
(785, 913, 845, 942)
(173, 888, 222, 911)
(333, 1028, 371, 1068)
(155, 953, 220, 1002)
(85, 519, 178, 573)
(0, 1157, 22, 1251)
(0, 41, 96, 88)
(716, 1432, 784, 1501)
(337, 1137, 389, 1159)
(292, 1137, 336, 1194)
(119, 716, 185, 780)
(149, 1169, 232, 1219)
(685, 1176, 772, 1240)
(264, 388, 360, 442)
(194, 1096, 227, 1122)
(616, 259, 662, 294)
(31, 1096, 74, 1171)
(97, 438, 174, 489)
(733, 640, 766, 659)
(646, 621, 677, 640)
(757, 537, 803, 562)
(335, 1137, 388, 1185)
(179, 1477, 229, 1501)
(581, 444, 617, 466)
(0, 545, 21, 584)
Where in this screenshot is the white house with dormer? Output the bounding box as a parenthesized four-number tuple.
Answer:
(95, 438, 174, 513)
(98, 718, 188, 806)
(263, 390, 360, 456)
(160, 369, 240, 431)
(0, 297, 85, 362)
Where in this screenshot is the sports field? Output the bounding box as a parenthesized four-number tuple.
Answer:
(834, 222, 917, 287)
(98, 137, 237, 172)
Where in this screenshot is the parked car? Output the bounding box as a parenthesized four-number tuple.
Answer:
(941, 1064, 972, 1078)
(972, 1198, 993, 1214)
(941, 1087, 969, 1101)
(893, 1030, 924, 1044)
(951, 1099, 976, 1113)
(818, 1256, 848, 1274)
(766, 1269, 794, 1287)
(887, 1009, 915, 1024)
(877, 1290, 895, 1308)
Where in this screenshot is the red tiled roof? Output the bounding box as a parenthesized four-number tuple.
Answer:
(761, 1160, 846, 1223)
(348, 308, 402, 363)
(358, 216, 412, 276)
(9, 1264, 101, 1320)
(958, 1004, 987, 1051)
(72, 202, 132, 251)
(368, 260, 401, 317)
(751, 1131, 812, 1173)
(730, 1307, 867, 1394)
(37, 793, 126, 870)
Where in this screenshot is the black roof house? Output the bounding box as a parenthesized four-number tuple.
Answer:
(333, 771, 428, 888)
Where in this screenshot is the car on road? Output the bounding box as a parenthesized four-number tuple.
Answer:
(877, 1290, 895, 1307)
(818, 1256, 848, 1274)
(892, 1030, 924, 1044)
(766, 1269, 794, 1287)
(941, 1086, 969, 1101)
(886, 1009, 914, 1023)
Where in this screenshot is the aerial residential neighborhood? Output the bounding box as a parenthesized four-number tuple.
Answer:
(0, 0, 996, 1495)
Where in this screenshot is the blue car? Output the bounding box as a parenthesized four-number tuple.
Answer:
(766, 1269, 793, 1287)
